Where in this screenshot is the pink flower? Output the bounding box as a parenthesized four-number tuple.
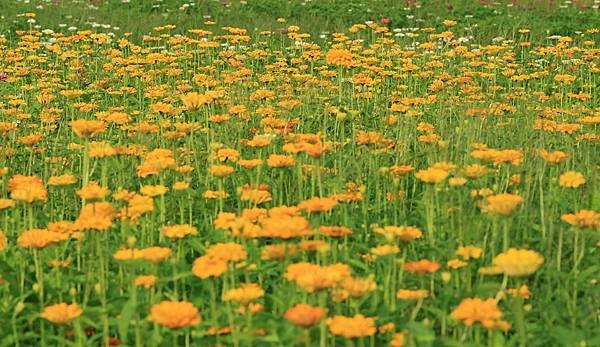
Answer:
(380, 17, 390, 25)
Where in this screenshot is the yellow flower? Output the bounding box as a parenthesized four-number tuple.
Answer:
(181, 92, 213, 110)
(17, 229, 69, 249)
(135, 275, 158, 289)
(69, 119, 106, 138)
(147, 301, 201, 329)
(492, 248, 543, 276)
(558, 171, 585, 188)
(455, 245, 483, 260)
(451, 298, 510, 331)
(0, 229, 7, 251)
(284, 304, 325, 327)
(48, 174, 77, 186)
(140, 184, 169, 197)
(396, 289, 429, 300)
(415, 168, 448, 184)
(223, 283, 264, 305)
(561, 209, 599, 229)
(41, 303, 83, 324)
(267, 154, 296, 168)
(370, 244, 400, 257)
(480, 193, 523, 216)
(192, 255, 229, 279)
(297, 197, 338, 213)
(8, 175, 47, 203)
(325, 49, 353, 66)
(326, 314, 376, 339)
(162, 224, 197, 239)
(210, 164, 235, 177)
(76, 182, 109, 200)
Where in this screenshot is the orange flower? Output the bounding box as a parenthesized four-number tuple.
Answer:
(297, 197, 338, 213)
(404, 259, 440, 274)
(325, 49, 353, 67)
(48, 174, 77, 186)
(451, 298, 510, 331)
(41, 303, 83, 324)
(396, 289, 429, 300)
(284, 304, 325, 327)
(266, 154, 295, 168)
(147, 301, 201, 329)
(326, 314, 376, 339)
(70, 119, 106, 138)
(480, 193, 523, 216)
(192, 255, 229, 279)
(8, 175, 47, 203)
(135, 275, 158, 289)
(415, 168, 448, 184)
(206, 242, 248, 262)
(260, 215, 313, 239)
(222, 283, 264, 305)
(558, 171, 585, 188)
(492, 248, 543, 277)
(318, 226, 352, 237)
(162, 224, 197, 239)
(76, 182, 109, 200)
(561, 209, 599, 229)
(17, 229, 69, 249)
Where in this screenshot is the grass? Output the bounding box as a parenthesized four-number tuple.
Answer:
(0, 0, 599, 346)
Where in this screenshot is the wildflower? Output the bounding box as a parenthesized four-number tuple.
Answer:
(558, 171, 585, 188)
(508, 285, 531, 299)
(140, 185, 169, 197)
(370, 244, 400, 257)
(267, 154, 295, 168)
(139, 247, 172, 263)
(561, 209, 599, 229)
(326, 314, 376, 339)
(210, 164, 235, 177)
(0, 199, 15, 210)
(319, 226, 352, 237)
(41, 303, 83, 324)
(261, 244, 299, 260)
(373, 226, 422, 242)
(206, 242, 247, 262)
(192, 255, 228, 279)
(480, 193, 523, 216)
(451, 298, 510, 331)
(8, 175, 47, 203)
(162, 224, 197, 239)
(0, 229, 7, 251)
(17, 229, 69, 249)
(325, 49, 353, 66)
(396, 289, 429, 300)
(492, 248, 543, 276)
(285, 262, 351, 292)
(297, 197, 338, 213)
(70, 119, 106, 138)
(181, 92, 212, 110)
(447, 259, 468, 269)
(340, 277, 377, 297)
(415, 168, 448, 184)
(284, 304, 325, 327)
(135, 275, 158, 289)
(147, 301, 201, 329)
(74, 202, 118, 231)
(48, 174, 77, 186)
(404, 259, 440, 274)
(223, 283, 264, 305)
(455, 245, 483, 260)
(261, 215, 313, 239)
(76, 182, 109, 200)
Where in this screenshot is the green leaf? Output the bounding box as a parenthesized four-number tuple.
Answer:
(118, 298, 137, 344)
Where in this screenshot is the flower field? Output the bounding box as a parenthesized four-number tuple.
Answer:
(0, 6, 599, 347)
